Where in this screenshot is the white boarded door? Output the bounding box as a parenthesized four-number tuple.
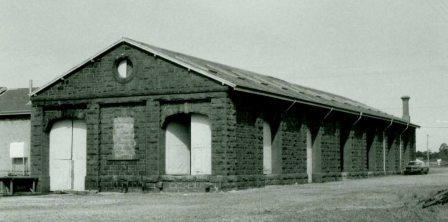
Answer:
(49, 120, 86, 191)
(191, 114, 211, 175)
(165, 121, 191, 174)
(72, 120, 87, 191)
(306, 129, 312, 183)
(49, 120, 72, 191)
(263, 121, 272, 175)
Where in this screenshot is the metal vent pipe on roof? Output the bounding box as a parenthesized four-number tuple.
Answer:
(401, 96, 410, 122)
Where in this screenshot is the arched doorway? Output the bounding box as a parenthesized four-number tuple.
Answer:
(49, 119, 86, 191)
(165, 114, 211, 175)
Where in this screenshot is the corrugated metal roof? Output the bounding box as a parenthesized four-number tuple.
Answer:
(32, 38, 418, 127)
(0, 88, 31, 116)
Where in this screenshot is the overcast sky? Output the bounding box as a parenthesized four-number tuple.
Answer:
(1, 0, 447, 152)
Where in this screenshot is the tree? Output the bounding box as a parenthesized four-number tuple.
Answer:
(439, 143, 448, 160)
(416, 150, 425, 159)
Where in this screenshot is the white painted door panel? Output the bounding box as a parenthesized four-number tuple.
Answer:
(49, 120, 72, 191)
(263, 121, 272, 175)
(306, 129, 313, 183)
(191, 114, 211, 175)
(72, 120, 87, 191)
(49, 120, 87, 191)
(50, 160, 71, 191)
(49, 120, 72, 160)
(165, 122, 191, 174)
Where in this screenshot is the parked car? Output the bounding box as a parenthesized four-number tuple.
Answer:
(404, 161, 429, 175)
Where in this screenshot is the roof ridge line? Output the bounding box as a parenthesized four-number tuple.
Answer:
(28, 38, 417, 127)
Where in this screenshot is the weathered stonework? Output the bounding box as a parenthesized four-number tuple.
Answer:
(30, 42, 417, 192)
(0, 117, 31, 176)
(319, 120, 342, 182)
(367, 127, 385, 174)
(112, 117, 136, 160)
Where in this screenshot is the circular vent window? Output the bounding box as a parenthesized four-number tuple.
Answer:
(116, 58, 133, 79)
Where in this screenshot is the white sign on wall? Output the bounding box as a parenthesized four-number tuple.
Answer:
(10, 142, 28, 158)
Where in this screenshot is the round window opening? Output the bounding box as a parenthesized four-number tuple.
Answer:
(116, 58, 133, 79)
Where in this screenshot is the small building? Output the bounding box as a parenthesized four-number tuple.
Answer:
(30, 38, 418, 192)
(0, 87, 32, 176)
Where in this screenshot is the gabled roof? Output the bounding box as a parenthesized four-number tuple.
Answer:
(0, 88, 32, 116)
(31, 37, 418, 127)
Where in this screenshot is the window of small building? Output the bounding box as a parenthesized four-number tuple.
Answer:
(9, 142, 29, 175)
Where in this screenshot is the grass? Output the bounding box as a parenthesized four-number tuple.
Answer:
(1, 168, 448, 221)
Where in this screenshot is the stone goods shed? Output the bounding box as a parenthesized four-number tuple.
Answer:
(30, 38, 418, 192)
(0, 87, 32, 176)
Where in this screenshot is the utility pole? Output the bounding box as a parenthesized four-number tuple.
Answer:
(426, 134, 430, 167)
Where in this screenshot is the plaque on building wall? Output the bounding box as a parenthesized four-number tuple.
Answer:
(112, 117, 136, 159)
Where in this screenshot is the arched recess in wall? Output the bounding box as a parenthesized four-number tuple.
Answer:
(263, 120, 272, 175)
(262, 119, 281, 175)
(49, 119, 86, 191)
(306, 125, 321, 183)
(339, 124, 351, 172)
(385, 131, 400, 172)
(401, 135, 409, 170)
(365, 129, 375, 171)
(164, 113, 211, 175)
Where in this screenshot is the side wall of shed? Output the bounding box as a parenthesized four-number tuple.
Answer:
(0, 117, 31, 176)
(230, 93, 417, 185)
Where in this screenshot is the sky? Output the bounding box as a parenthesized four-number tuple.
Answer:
(1, 0, 447, 152)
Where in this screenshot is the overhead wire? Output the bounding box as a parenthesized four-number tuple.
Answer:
(437, 0, 448, 18)
(379, 105, 448, 110)
(426, 0, 448, 22)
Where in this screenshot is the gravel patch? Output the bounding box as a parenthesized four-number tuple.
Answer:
(1, 168, 447, 221)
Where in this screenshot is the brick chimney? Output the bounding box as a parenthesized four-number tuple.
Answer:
(401, 96, 410, 122)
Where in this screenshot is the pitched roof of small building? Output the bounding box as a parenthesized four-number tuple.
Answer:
(31, 38, 418, 127)
(0, 88, 31, 116)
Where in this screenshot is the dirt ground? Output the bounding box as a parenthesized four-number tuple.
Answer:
(1, 168, 448, 222)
